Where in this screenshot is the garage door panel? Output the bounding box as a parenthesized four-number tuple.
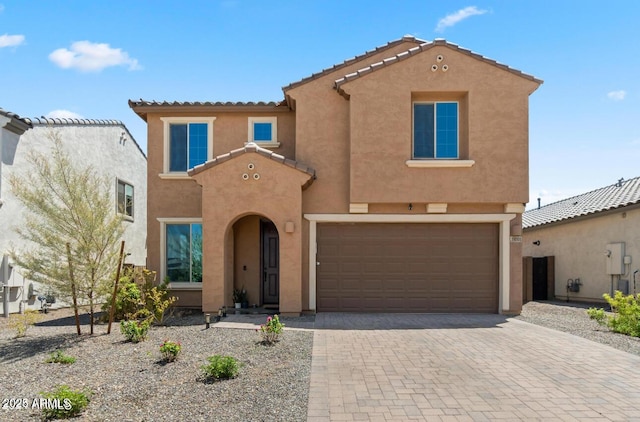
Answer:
(317, 223, 498, 313)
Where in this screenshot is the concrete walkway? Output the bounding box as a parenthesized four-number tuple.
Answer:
(308, 313, 640, 421)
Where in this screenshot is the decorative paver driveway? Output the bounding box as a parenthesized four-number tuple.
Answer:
(308, 313, 640, 421)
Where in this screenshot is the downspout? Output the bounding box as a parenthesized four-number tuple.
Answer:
(2, 254, 9, 318)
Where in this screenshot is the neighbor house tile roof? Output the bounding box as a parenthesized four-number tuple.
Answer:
(523, 176, 640, 229)
(25, 117, 124, 126)
(188, 142, 316, 189)
(0, 107, 32, 133)
(334, 39, 543, 97)
(24, 116, 146, 159)
(282, 35, 426, 92)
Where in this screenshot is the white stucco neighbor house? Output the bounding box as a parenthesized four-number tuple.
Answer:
(522, 177, 640, 304)
(0, 108, 147, 315)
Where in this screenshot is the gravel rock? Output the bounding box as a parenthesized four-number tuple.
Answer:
(516, 300, 640, 356)
(3, 301, 640, 421)
(0, 310, 313, 421)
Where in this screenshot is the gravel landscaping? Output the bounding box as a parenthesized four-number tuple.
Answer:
(2, 300, 640, 420)
(515, 300, 640, 357)
(0, 310, 313, 421)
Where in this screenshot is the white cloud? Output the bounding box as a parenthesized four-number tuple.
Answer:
(45, 110, 84, 119)
(0, 34, 25, 48)
(607, 90, 626, 101)
(49, 41, 141, 72)
(435, 6, 487, 33)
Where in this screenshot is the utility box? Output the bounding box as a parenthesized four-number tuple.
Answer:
(0, 255, 14, 285)
(606, 243, 625, 275)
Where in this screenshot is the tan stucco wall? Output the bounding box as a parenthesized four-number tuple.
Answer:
(287, 40, 421, 214)
(340, 45, 539, 204)
(191, 152, 311, 314)
(523, 207, 640, 302)
(145, 110, 295, 295)
(233, 215, 261, 305)
(141, 40, 539, 314)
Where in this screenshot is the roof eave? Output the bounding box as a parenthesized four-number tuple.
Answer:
(282, 35, 426, 93)
(333, 40, 544, 91)
(128, 100, 290, 119)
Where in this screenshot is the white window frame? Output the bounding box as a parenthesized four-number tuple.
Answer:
(160, 117, 216, 179)
(116, 178, 134, 221)
(158, 217, 203, 290)
(247, 116, 279, 148)
(412, 101, 459, 160)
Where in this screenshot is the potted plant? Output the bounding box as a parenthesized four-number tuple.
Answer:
(233, 287, 246, 309)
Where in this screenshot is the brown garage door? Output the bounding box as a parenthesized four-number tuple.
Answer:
(317, 223, 498, 313)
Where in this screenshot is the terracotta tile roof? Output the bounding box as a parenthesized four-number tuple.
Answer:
(128, 100, 285, 108)
(334, 39, 543, 96)
(188, 142, 316, 189)
(282, 35, 426, 92)
(523, 176, 640, 229)
(128, 100, 290, 121)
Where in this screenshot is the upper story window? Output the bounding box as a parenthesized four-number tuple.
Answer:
(116, 179, 134, 219)
(413, 102, 458, 159)
(248, 117, 279, 147)
(161, 117, 216, 177)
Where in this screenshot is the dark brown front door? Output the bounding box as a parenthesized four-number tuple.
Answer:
(261, 221, 279, 305)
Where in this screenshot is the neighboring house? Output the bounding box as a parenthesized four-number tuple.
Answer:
(523, 177, 640, 304)
(0, 111, 147, 314)
(129, 36, 542, 315)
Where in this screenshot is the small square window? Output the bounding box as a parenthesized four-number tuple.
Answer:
(117, 179, 134, 219)
(253, 123, 272, 141)
(248, 117, 278, 146)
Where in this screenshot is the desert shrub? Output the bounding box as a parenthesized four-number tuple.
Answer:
(257, 314, 285, 344)
(143, 282, 176, 325)
(8, 309, 42, 338)
(159, 340, 182, 362)
(45, 350, 76, 364)
(40, 385, 91, 420)
(120, 319, 150, 343)
(201, 355, 241, 381)
(588, 291, 640, 337)
(103, 267, 175, 324)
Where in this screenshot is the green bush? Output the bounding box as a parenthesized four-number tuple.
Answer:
(8, 309, 42, 338)
(201, 355, 241, 381)
(40, 385, 91, 420)
(120, 319, 150, 343)
(159, 340, 182, 362)
(45, 350, 76, 365)
(103, 267, 176, 324)
(257, 314, 285, 344)
(588, 291, 640, 337)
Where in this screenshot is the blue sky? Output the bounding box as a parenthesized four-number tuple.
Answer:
(1, 1, 639, 208)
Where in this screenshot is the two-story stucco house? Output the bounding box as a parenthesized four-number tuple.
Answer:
(0, 111, 147, 314)
(130, 36, 542, 315)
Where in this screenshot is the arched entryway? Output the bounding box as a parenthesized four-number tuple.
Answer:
(232, 215, 280, 309)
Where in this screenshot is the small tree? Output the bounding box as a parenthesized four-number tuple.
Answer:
(9, 130, 125, 334)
